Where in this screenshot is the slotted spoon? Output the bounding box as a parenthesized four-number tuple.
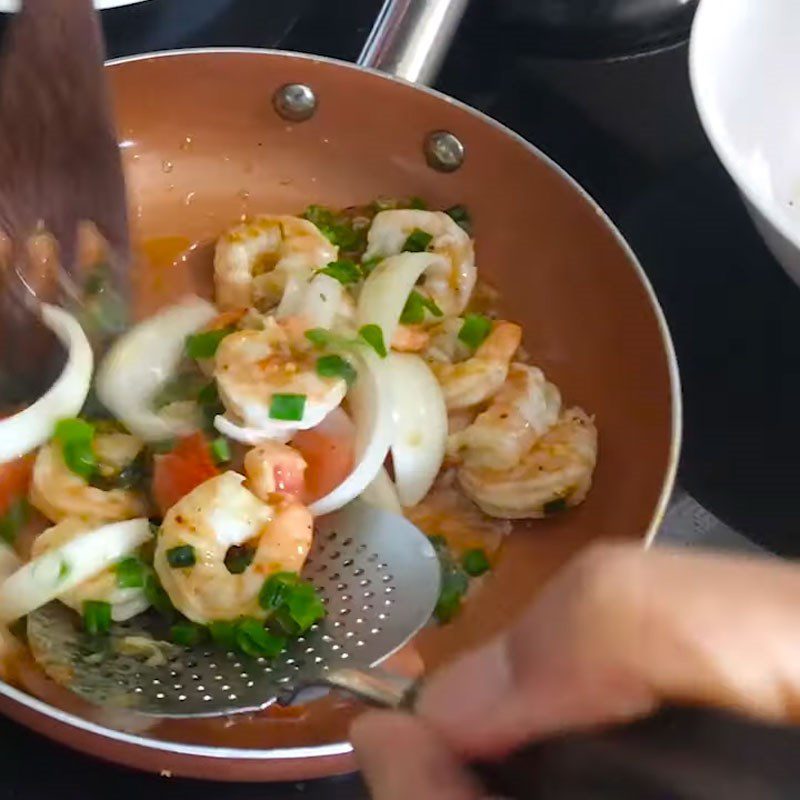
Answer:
(26, 502, 440, 717)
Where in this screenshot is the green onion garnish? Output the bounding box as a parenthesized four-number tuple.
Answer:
(543, 497, 569, 515)
(58, 560, 71, 582)
(358, 324, 387, 358)
(144, 571, 176, 618)
(197, 382, 220, 406)
(316, 259, 362, 285)
(54, 417, 97, 481)
(83, 600, 112, 635)
(258, 571, 299, 610)
(235, 618, 287, 658)
(429, 535, 469, 624)
(114, 556, 145, 589)
(185, 326, 235, 360)
(457, 314, 492, 351)
(259, 572, 326, 633)
(170, 621, 208, 647)
(445, 204, 472, 235)
(315, 354, 357, 385)
(305, 327, 333, 348)
(209, 436, 231, 464)
(402, 228, 434, 253)
(302, 205, 365, 251)
(360, 255, 383, 275)
(269, 393, 306, 422)
(224, 544, 255, 575)
(208, 620, 238, 650)
(166, 545, 196, 569)
(462, 548, 490, 577)
(400, 290, 444, 325)
(0, 498, 28, 545)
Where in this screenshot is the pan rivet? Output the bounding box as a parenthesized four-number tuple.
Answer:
(273, 83, 317, 122)
(424, 131, 465, 172)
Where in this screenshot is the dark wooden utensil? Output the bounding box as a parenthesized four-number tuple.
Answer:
(0, 0, 128, 396)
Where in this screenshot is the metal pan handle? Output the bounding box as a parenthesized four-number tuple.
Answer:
(357, 0, 470, 86)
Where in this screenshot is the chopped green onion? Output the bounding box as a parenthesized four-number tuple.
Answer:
(316, 259, 362, 285)
(209, 436, 231, 464)
(185, 326, 235, 360)
(445, 204, 473, 235)
(166, 545, 196, 569)
(269, 393, 306, 422)
(286, 581, 326, 632)
(457, 314, 492, 351)
(224, 544, 255, 575)
(358, 324, 387, 358)
(144, 571, 176, 618)
(316, 354, 356, 386)
(259, 572, 299, 610)
(58, 560, 71, 582)
(429, 535, 469, 624)
(302, 205, 364, 251)
(114, 556, 145, 589)
(400, 290, 444, 325)
(402, 228, 433, 253)
(360, 255, 383, 275)
(462, 548, 490, 577)
(83, 600, 112, 635)
(208, 620, 238, 650)
(171, 621, 208, 647)
(235, 618, 287, 658)
(0, 498, 28, 545)
(543, 497, 569, 515)
(305, 327, 334, 348)
(54, 417, 97, 480)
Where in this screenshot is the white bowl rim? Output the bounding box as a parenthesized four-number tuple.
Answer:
(689, 0, 800, 253)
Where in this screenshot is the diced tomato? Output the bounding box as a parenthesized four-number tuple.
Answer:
(0, 455, 33, 517)
(152, 433, 219, 516)
(291, 412, 355, 505)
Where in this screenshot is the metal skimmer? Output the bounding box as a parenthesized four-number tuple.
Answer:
(26, 503, 440, 717)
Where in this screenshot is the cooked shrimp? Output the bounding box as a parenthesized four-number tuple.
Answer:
(29, 438, 146, 524)
(457, 408, 598, 519)
(154, 472, 313, 624)
(244, 441, 307, 501)
(214, 316, 347, 435)
(392, 324, 430, 353)
(364, 210, 476, 315)
(214, 215, 338, 310)
(448, 363, 562, 470)
(428, 320, 521, 410)
(31, 518, 149, 621)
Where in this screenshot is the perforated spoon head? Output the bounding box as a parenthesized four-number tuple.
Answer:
(27, 503, 440, 717)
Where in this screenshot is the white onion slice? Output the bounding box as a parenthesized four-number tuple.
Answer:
(96, 296, 217, 441)
(387, 353, 447, 506)
(308, 349, 393, 516)
(0, 518, 152, 623)
(360, 467, 402, 515)
(356, 252, 449, 348)
(0, 304, 93, 463)
(276, 271, 349, 331)
(214, 413, 292, 445)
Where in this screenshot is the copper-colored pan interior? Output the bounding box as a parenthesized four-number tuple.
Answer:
(0, 50, 678, 781)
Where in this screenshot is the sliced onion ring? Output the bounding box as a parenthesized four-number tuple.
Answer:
(360, 467, 402, 515)
(356, 252, 449, 348)
(387, 353, 447, 507)
(214, 413, 292, 445)
(0, 304, 93, 464)
(96, 296, 217, 442)
(308, 348, 392, 516)
(0, 518, 152, 623)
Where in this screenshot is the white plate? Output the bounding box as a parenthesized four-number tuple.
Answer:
(0, 0, 152, 11)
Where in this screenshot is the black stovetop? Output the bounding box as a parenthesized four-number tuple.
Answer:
(2, 0, 799, 797)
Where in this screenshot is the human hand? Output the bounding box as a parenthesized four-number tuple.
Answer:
(352, 543, 800, 799)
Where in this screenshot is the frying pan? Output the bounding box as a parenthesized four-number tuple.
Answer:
(0, 0, 680, 782)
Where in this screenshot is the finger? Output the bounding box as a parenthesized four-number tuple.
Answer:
(351, 711, 482, 800)
(418, 544, 800, 759)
